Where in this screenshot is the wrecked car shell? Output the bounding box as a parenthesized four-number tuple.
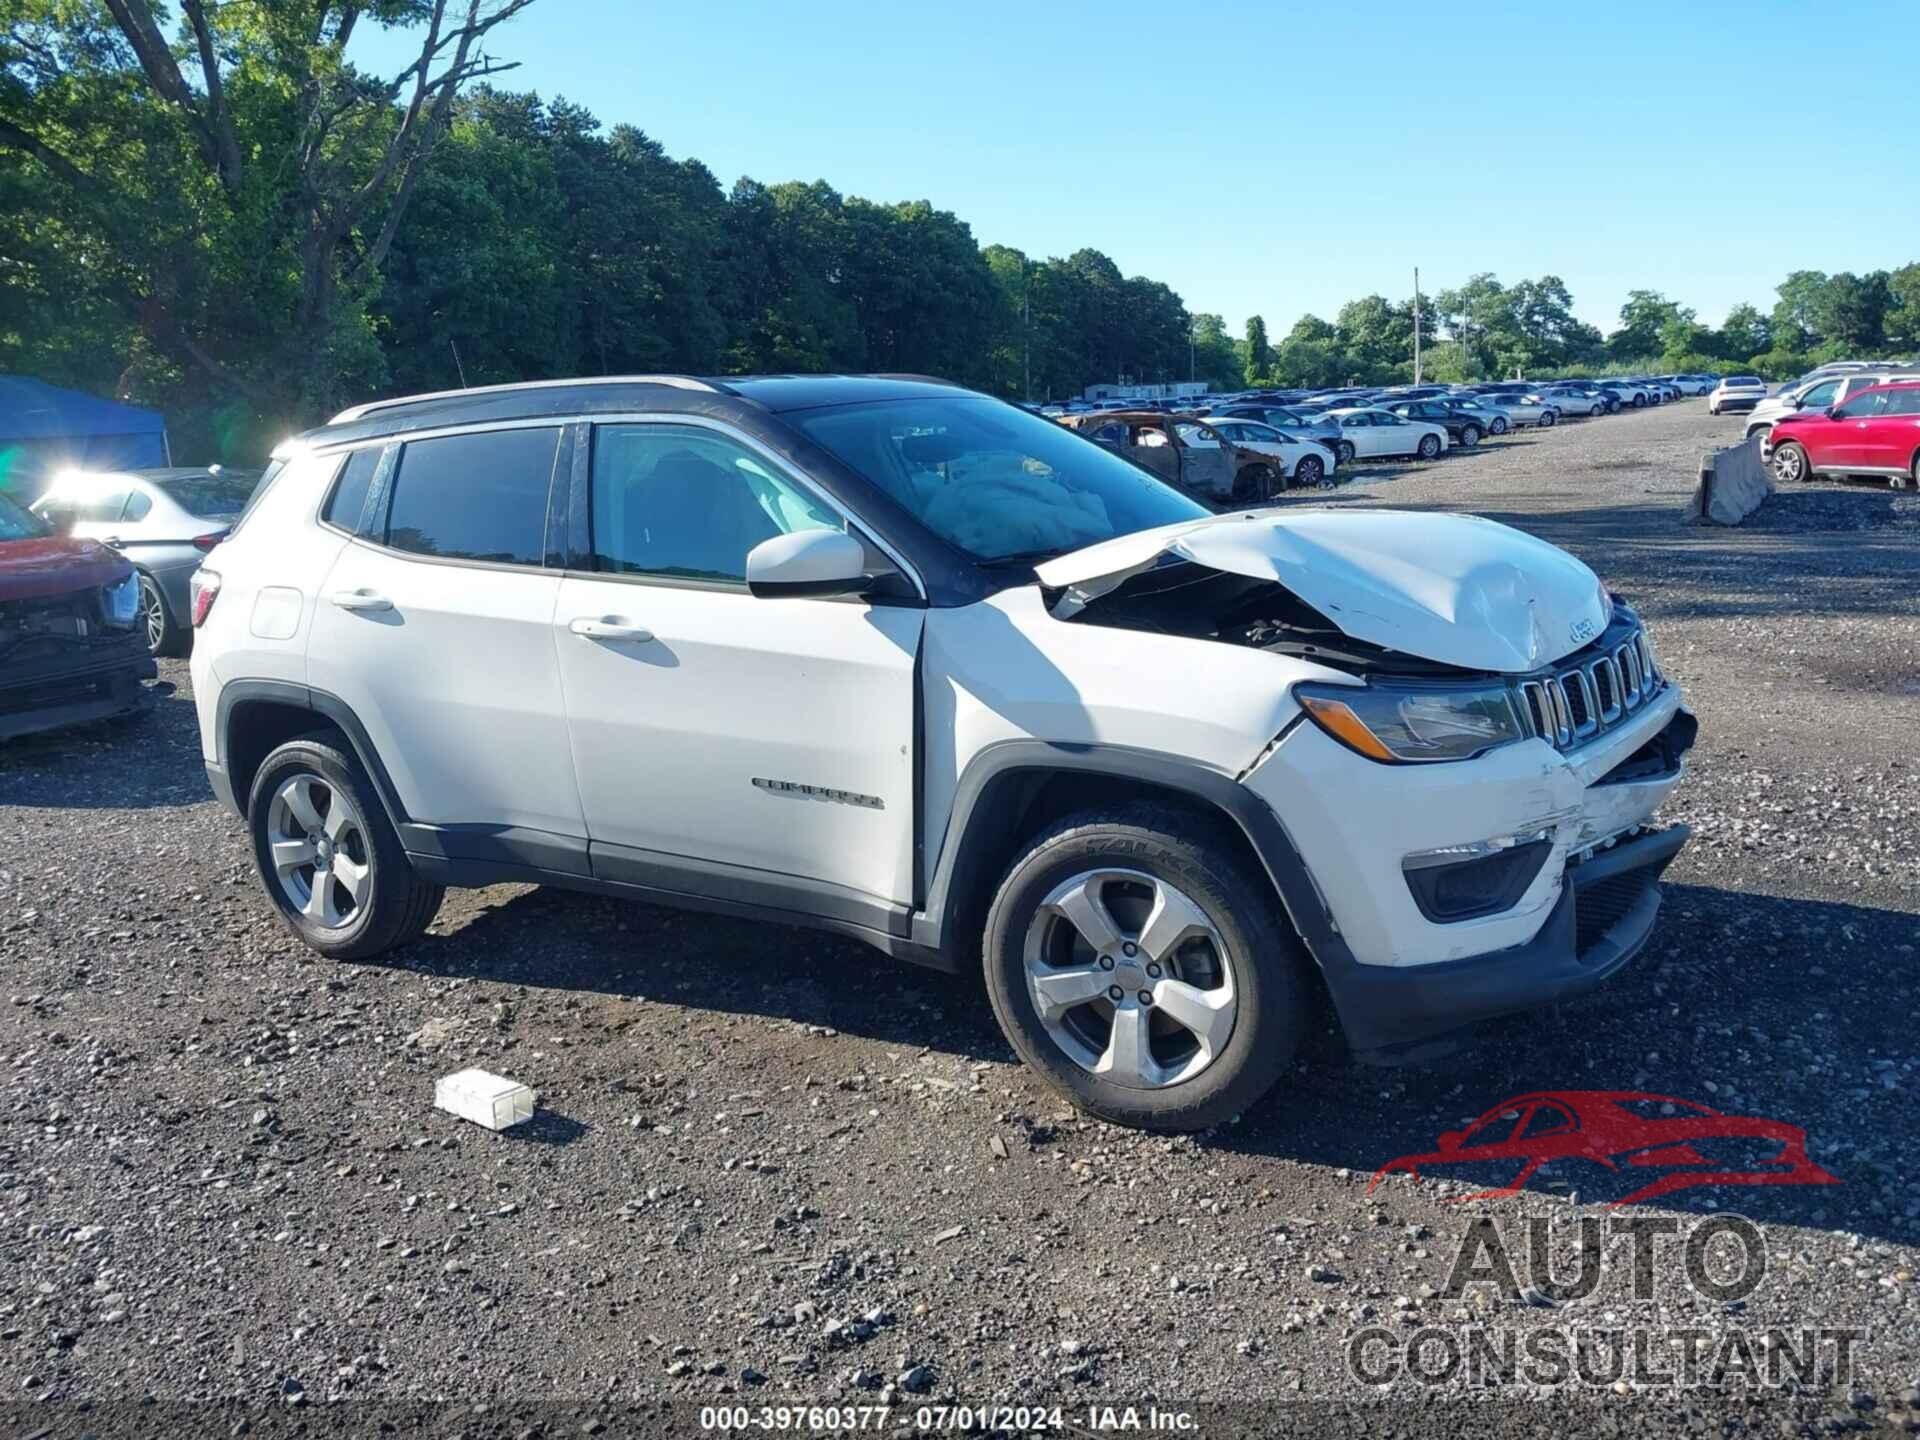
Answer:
(1034, 508, 1611, 675)
(1056, 411, 1285, 503)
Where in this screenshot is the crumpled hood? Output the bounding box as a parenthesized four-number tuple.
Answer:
(0, 536, 131, 603)
(1033, 509, 1611, 673)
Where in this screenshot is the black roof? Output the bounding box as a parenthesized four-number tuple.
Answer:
(292, 374, 970, 452)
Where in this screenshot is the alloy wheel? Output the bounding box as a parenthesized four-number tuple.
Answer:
(1022, 869, 1238, 1090)
(1773, 445, 1806, 484)
(267, 773, 372, 929)
(140, 576, 166, 653)
(1295, 456, 1323, 488)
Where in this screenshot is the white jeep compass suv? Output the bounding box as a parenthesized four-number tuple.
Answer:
(190, 375, 1696, 1131)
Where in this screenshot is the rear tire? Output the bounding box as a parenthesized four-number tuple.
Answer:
(1459, 425, 1481, 447)
(1416, 433, 1442, 460)
(1233, 463, 1277, 503)
(247, 734, 445, 961)
(982, 805, 1306, 1132)
(1489, 417, 1508, 436)
(1541, 410, 1558, 427)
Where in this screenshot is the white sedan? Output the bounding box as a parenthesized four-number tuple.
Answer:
(1198, 418, 1338, 488)
(1326, 407, 1450, 460)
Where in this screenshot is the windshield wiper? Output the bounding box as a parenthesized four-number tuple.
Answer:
(977, 547, 1069, 568)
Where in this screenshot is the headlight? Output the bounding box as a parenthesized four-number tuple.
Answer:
(101, 572, 140, 628)
(1295, 681, 1526, 764)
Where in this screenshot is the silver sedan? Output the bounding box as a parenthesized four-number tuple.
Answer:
(32, 467, 261, 655)
(1490, 395, 1561, 428)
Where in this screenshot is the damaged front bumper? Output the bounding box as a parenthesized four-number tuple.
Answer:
(1244, 679, 1696, 1056)
(0, 641, 159, 742)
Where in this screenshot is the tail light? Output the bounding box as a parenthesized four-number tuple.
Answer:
(189, 569, 222, 628)
(192, 529, 230, 552)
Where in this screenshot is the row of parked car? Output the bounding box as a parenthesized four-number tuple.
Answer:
(1044, 375, 1711, 503)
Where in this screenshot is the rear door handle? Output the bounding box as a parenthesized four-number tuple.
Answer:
(569, 616, 654, 643)
(327, 589, 393, 612)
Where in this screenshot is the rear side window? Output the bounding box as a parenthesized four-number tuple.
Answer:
(322, 448, 382, 532)
(383, 428, 560, 566)
(1882, 388, 1920, 416)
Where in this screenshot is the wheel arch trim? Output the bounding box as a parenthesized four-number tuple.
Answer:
(214, 678, 412, 831)
(913, 739, 1349, 978)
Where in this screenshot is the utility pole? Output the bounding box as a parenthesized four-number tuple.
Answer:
(1412, 267, 1422, 385)
(1022, 261, 1031, 403)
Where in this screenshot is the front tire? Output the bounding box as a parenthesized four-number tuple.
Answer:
(138, 573, 185, 658)
(247, 734, 445, 960)
(982, 806, 1306, 1132)
(1335, 440, 1356, 466)
(1771, 441, 1810, 485)
(1293, 455, 1325, 489)
(1416, 433, 1442, 460)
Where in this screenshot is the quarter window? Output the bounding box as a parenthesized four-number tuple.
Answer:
(323, 447, 382, 532)
(588, 424, 841, 584)
(383, 428, 559, 565)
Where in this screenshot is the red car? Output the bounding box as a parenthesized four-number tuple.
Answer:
(1767, 380, 1920, 489)
(1368, 1090, 1838, 1208)
(1, 490, 159, 740)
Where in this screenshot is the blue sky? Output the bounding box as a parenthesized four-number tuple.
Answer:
(352, 0, 1920, 336)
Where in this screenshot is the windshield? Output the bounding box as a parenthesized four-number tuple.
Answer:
(159, 474, 259, 518)
(791, 396, 1208, 562)
(0, 492, 53, 540)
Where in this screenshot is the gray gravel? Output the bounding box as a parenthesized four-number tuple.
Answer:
(1, 401, 1916, 1432)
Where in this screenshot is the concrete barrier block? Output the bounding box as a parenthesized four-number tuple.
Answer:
(1686, 436, 1772, 526)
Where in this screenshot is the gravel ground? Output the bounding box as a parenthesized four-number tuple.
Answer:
(2, 401, 1916, 1435)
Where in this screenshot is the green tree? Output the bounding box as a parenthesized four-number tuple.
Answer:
(1188, 313, 1240, 390)
(1714, 303, 1771, 361)
(1243, 314, 1270, 384)
(1771, 270, 1829, 352)
(1610, 290, 1691, 361)
(1885, 264, 1920, 352)
(0, 0, 539, 448)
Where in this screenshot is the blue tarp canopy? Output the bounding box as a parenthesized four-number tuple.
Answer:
(0, 377, 171, 502)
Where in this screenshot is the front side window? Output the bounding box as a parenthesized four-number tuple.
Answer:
(1799, 380, 1841, 407)
(589, 424, 840, 584)
(791, 395, 1206, 562)
(383, 428, 559, 565)
(1834, 391, 1892, 421)
(122, 489, 153, 522)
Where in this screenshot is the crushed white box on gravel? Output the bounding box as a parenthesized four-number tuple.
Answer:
(435, 1069, 536, 1130)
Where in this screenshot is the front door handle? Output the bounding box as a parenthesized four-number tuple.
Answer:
(569, 616, 654, 643)
(327, 589, 393, 612)
(103, 536, 123, 547)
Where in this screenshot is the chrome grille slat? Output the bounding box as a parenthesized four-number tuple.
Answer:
(1514, 624, 1664, 754)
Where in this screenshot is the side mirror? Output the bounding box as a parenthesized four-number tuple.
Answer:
(1437, 1130, 1464, 1152)
(745, 529, 870, 600)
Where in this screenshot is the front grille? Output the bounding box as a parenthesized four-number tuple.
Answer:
(1573, 864, 1661, 954)
(1517, 625, 1663, 753)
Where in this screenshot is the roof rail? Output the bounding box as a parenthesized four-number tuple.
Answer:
(329, 375, 728, 425)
